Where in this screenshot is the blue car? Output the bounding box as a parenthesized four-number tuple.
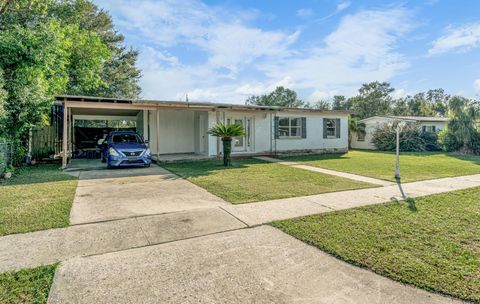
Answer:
(101, 131, 151, 168)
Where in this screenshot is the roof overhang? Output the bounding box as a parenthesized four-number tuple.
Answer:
(54, 95, 352, 115)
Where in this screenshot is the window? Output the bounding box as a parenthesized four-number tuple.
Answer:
(278, 117, 303, 138)
(422, 125, 436, 133)
(325, 119, 337, 138)
(357, 132, 365, 141)
(112, 134, 141, 144)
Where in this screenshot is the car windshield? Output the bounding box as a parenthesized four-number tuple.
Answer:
(112, 134, 142, 144)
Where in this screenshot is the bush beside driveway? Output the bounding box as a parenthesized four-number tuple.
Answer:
(271, 186, 480, 302)
(0, 165, 77, 236)
(163, 158, 376, 204)
(282, 150, 480, 182)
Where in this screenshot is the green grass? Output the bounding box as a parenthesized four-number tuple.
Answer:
(0, 264, 57, 304)
(282, 150, 480, 182)
(163, 158, 375, 204)
(0, 165, 77, 236)
(271, 187, 480, 302)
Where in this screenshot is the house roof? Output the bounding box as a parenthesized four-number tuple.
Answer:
(54, 95, 351, 114)
(359, 115, 448, 123)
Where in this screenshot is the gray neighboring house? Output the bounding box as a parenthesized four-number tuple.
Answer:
(351, 116, 449, 150)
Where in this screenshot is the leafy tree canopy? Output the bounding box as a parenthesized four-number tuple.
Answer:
(349, 81, 395, 119)
(245, 86, 305, 108)
(0, 0, 141, 141)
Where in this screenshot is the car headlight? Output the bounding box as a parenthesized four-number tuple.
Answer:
(108, 147, 120, 156)
(144, 149, 151, 156)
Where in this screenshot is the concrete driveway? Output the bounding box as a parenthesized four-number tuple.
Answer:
(67, 159, 227, 224)
(48, 226, 460, 304)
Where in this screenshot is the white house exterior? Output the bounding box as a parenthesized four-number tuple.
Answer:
(54, 96, 350, 167)
(351, 116, 449, 150)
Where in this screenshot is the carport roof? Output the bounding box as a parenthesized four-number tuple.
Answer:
(55, 95, 351, 114)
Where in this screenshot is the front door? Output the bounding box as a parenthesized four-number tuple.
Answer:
(227, 116, 253, 152)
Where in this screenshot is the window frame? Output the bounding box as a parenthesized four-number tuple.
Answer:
(278, 117, 303, 139)
(325, 119, 337, 138)
(356, 131, 366, 141)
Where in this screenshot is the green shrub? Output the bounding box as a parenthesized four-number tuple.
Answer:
(438, 128, 480, 154)
(372, 124, 440, 152)
(420, 131, 441, 151)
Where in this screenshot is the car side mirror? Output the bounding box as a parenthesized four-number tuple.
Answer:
(144, 140, 149, 144)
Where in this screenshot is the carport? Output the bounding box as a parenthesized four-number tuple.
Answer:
(55, 96, 155, 168)
(54, 95, 218, 169)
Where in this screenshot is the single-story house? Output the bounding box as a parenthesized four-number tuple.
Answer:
(351, 115, 449, 150)
(52, 95, 351, 168)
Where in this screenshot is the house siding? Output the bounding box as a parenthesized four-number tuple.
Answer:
(351, 117, 448, 150)
(145, 108, 350, 157)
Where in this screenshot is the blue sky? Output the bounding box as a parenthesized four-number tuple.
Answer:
(95, 0, 480, 103)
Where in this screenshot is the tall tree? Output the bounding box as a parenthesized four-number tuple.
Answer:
(0, 0, 140, 142)
(349, 81, 395, 119)
(245, 86, 305, 108)
(331, 95, 351, 110)
(443, 97, 480, 151)
(50, 0, 141, 98)
(311, 100, 331, 110)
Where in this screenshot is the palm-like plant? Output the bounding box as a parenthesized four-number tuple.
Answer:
(348, 116, 366, 148)
(208, 123, 245, 166)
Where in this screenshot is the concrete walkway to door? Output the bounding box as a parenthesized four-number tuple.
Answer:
(255, 156, 395, 186)
(66, 159, 227, 224)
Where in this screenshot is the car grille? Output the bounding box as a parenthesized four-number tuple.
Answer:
(122, 160, 144, 164)
(121, 150, 143, 157)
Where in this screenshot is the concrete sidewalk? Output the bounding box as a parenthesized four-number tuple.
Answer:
(222, 173, 480, 225)
(0, 208, 246, 272)
(47, 226, 462, 304)
(1, 174, 479, 273)
(255, 156, 395, 186)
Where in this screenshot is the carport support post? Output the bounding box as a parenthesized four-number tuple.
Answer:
(62, 104, 68, 169)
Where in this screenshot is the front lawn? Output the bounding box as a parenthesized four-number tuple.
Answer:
(282, 150, 480, 182)
(0, 165, 77, 236)
(163, 158, 375, 204)
(0, 264, 57, 304)
(271, 187, 480, 302)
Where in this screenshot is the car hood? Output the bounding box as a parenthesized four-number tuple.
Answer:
(110, 143, 147, 150)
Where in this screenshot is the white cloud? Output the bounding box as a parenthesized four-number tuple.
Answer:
(98, 1, 414, 103)
(259, 8, 414, 91)
(296, 8, 314, 19)
(100, 0, 298, 75)
(474, 79, 480, 93)
(428, 23, 480, 55)
(307, 90, 339, 102)
(391, 88, 407, 99)
(336, 1, 351, 12)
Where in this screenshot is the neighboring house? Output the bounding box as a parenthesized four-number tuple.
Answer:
(53, 96, 350, 167)
(351, 116, 448, 150)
